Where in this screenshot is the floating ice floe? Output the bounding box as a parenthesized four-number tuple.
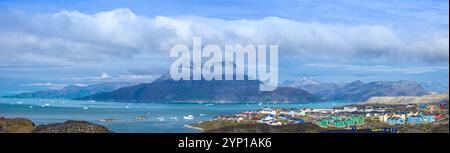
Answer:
(170, 117, 178, 120)
(183, 115, 194, 120)
(199, 114, 206, 116)
(83, 107, 89, 110)
(16, 102, 23, 104)
(99, 118, 118, 123)
(29, 106, 33, 108)
(157, 117, 165, 121)
(125, 106, 130, 109)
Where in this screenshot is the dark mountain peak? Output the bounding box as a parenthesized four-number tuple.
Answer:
(154, 75, 171, 82)
(348, 80, 364, 86)
(77, 77, 319, 103)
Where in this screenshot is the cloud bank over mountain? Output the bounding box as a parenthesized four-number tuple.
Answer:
(1, 8, 448, 67)
(0, 1, 448, 95)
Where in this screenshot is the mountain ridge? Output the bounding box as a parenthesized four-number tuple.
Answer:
(283, 80, 429, 102)
(76, 76, 320, 103)
(3, 82, 137, 99)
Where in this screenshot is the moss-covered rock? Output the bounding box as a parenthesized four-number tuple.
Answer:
(0, 117, 35, 133)
(32, 120, 111, 133)
(1, 117, 111, 133)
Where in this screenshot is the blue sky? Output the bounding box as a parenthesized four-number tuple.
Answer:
(0, 0, 448, 95)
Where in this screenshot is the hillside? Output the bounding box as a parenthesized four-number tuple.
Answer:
(77, 76, 320, 103)
(286, 80, 428, 102)
(3, 82, 136, 99)
(363, 93, 449, 105)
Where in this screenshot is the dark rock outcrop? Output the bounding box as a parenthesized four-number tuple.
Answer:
(0, 117, 35, 133)
(1, 117, 111, 133)
(32, 120, 111, 133)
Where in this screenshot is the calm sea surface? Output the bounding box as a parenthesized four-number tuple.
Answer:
(0, 98, 355, 133)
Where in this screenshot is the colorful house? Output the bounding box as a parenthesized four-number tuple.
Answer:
(387, 117, 405, 125)
(435, 114, 445, 120)
(418, 104, 427, 110)
(316, 115, 364, 127)
(427, 105, 436, 113)
(423, 115, 435, 123)
(439, 103, 448, 109)
(407, 115, 424, 124)
(294, 118, 305, 123)
(332, 120, 346, 127)
(317, 119, 330, 127)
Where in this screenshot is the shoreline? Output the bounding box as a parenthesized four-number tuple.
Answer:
(184, 124, 204, 132)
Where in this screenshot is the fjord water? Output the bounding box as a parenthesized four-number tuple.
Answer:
(0, 98, 354, 133)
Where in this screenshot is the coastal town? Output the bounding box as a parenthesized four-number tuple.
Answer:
(190, 98, 449, 133)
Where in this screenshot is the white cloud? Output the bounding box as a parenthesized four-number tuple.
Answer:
(69, 72, 111, 81)
(0, 8, 448, 67)
(302, 63, 449, 74)
(67, 73, 158, 83)
(116, 74, 160, 82)
(21, 82, 67, 89)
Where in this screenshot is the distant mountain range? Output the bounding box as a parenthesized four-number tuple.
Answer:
(419, 81, 449, 93)
(5, 75, 431, 103)
(75, 76, 320, 103)
(282, 80, 429, 102)
(3, 82, 136, 99)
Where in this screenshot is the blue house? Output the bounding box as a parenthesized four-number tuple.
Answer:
(278, 114, 288, 120)
(294, 118, 305, 123)
(423, 115, 435, 123)
(407, 115, 424, 124)
(418, 104, 427, 110)
(387, 117, 405, 125)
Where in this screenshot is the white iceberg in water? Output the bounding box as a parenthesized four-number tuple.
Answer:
(183, 115, 194, 120)
(157, 117, 165, 121)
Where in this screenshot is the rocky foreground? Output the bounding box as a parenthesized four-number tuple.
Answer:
(0, 117, 111, 133)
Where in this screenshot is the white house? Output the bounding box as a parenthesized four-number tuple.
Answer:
(364, 106, 373, 112)
(260, 108, 277, 115)
(344, 107, 358, 112)
(288, 110, 306, 116)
